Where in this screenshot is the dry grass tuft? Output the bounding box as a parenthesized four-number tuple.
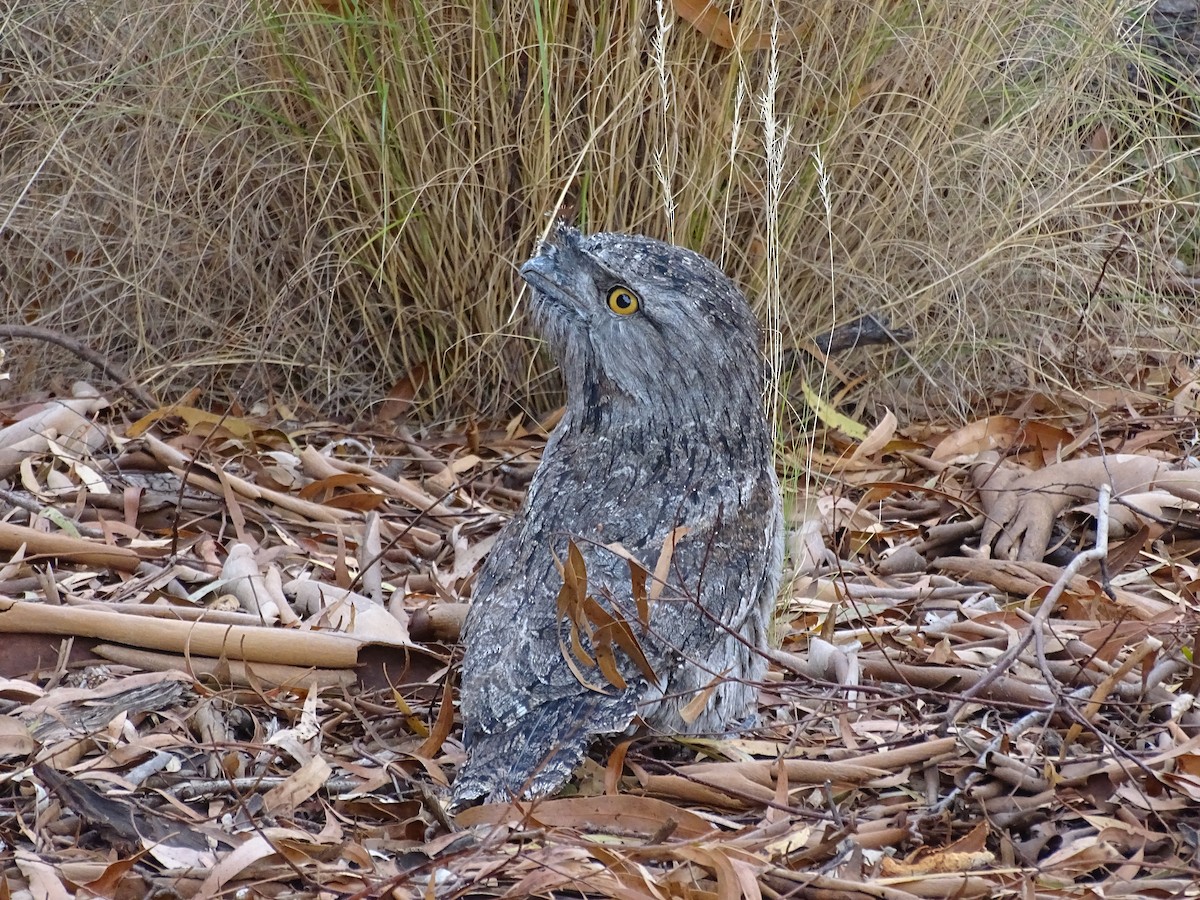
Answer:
(0, 2, 337, 406)
(1, 0, 1197, 422)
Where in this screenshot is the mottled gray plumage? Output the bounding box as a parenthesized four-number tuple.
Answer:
(453, 223, 783, 805)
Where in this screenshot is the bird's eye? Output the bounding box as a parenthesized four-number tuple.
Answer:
(606, 285, 640, 316)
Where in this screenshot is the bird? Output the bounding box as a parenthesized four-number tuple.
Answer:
(452, 222, 783, 806)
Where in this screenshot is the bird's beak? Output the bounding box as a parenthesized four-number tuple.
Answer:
(519, 222, 584, 307)
(519, 252, 562, 303)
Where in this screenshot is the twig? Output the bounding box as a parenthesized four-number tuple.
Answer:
(646, 817, 678, 844)
(937, 484, 1112, 734)
(415, 781, 459, 835)
(0, 324, 158, 409)
(931, 696, 1083, 814)
(0, 488, 107, 539)
(811, 313, 914, 354)
(171, 775, 363, 800)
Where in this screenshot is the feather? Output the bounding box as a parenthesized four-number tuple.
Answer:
(453, 224, 783, 807)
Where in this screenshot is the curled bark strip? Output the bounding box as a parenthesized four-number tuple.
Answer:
(940, 485, 1113, 732)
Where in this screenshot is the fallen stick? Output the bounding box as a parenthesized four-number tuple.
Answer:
(680, 736, 958, 789)
(67, 601, 270, 628)
(141, 432, 359, 527)
(92, 644, 356, 689)
(940, 483, 1112, 731)
(299, 446, 463, 524)
(768, 646, 1055, 707)
(69, 598, 461, 645)
(0, 325, 158, 409)
(0, 598, 361, 667)
(0, 521, 142, 572)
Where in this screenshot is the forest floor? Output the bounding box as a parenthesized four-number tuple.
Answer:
(2, 371, 1200, 899)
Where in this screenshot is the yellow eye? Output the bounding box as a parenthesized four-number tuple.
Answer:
(606, 285, 640, 316)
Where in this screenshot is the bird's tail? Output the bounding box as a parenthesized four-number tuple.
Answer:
(451, 693, 634, 807)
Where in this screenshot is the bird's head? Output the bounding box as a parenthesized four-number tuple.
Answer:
(520, 223, 767, 428)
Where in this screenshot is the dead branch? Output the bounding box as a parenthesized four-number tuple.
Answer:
(939, 485, 1112, 732)
(0, 324, 158, 409)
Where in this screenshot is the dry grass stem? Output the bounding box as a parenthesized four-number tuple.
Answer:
(0, 0, 1194, 425)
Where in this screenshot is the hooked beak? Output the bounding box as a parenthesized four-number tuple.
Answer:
(519, 222, 585, 309)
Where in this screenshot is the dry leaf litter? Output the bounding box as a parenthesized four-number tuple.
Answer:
(2, 374, 1200, 899)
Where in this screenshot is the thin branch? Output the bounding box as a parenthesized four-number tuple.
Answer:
(937, 484, 1112, 734)
(0, 324, 158, 409)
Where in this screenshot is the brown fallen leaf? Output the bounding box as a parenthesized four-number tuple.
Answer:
(35, 763, 217, 856)
(0, 384, 109, 478)
(848, 408, 898, 464)
(973, 452, 1200, 561)
(454, 794, 717, 840)
(262, 756, 333, 815)
(0, 521, 143, 571)
(931, 415, 1073, 463)
(880, 822, 994, 875)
